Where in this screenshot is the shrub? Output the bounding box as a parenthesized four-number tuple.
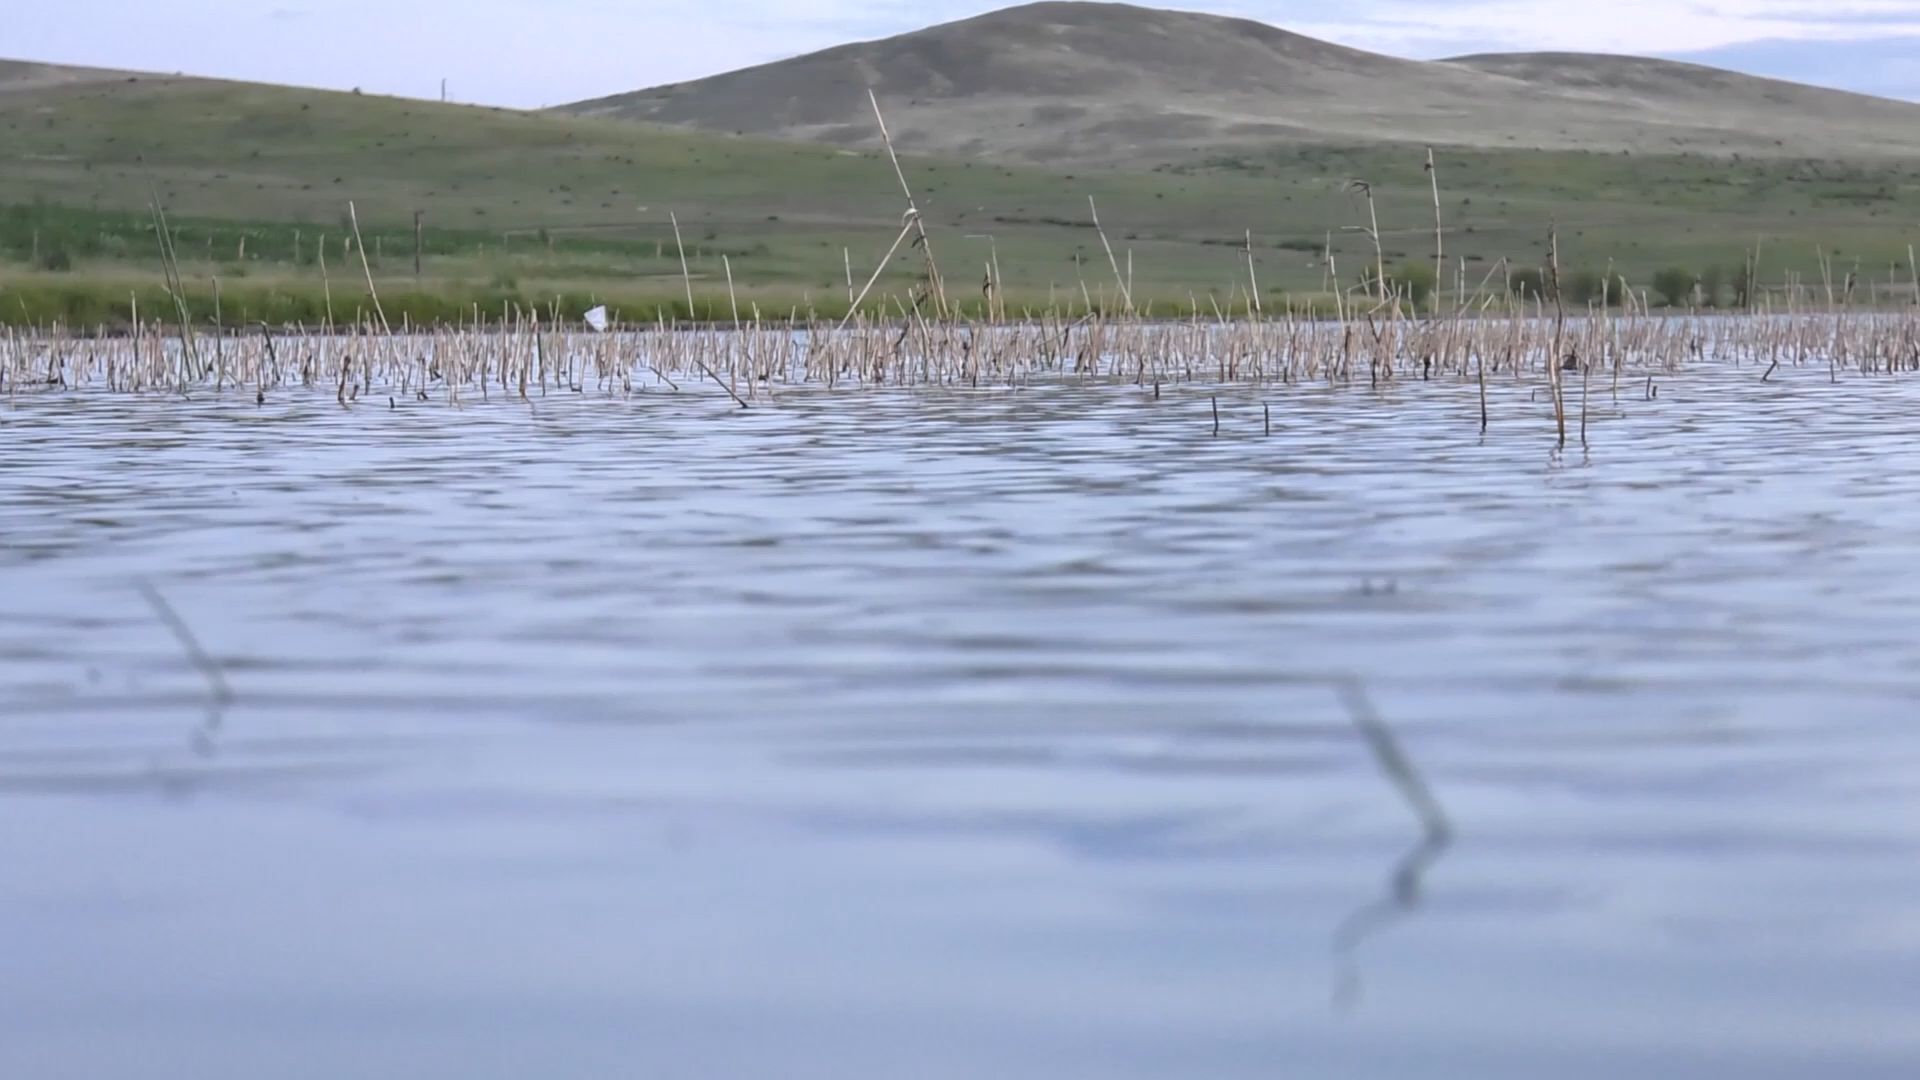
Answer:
(1566, 269, 1609, 306)
(1391, 261, 1437, 306)
(1698, 265, 1726, 308)
(1508, 267, 1548, 301)
(1651, 266, 1696, 307)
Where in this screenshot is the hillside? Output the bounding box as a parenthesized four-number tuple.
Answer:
(560, 1, 1920, 164)
(0, 59, 135, 93)
(3, 52, 1920, 326)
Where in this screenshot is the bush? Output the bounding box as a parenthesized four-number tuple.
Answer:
(1650, 266, 1696, 307)
(1566, 269, 1608, 306)
(1392, 261, 1437, 305)
(1508, 267, 1548, 301)
(1698, 265, 1726, 309)
(36, 246, 72, 272)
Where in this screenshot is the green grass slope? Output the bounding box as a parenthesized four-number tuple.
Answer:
(3, 60, 1920, 326)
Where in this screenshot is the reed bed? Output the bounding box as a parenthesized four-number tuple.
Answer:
(6, 306, 1919, 410)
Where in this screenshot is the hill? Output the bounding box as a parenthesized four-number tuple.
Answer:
(560, 1, 1920, 164)
(0, 59, 136, 93)
(3, 53, 1920, 327)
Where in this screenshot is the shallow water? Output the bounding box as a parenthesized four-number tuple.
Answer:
(4, 363, 1919, 1079)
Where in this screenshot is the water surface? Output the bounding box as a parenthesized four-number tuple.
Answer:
(4, 364, 1919, 1079)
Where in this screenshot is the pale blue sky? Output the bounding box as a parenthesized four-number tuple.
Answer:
(11, 1, 1920, 105)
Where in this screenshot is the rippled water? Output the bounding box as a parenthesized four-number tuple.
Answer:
(5, 363, 1920, 1079)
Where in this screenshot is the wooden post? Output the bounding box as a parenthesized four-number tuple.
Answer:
(413, 210, 423, 279)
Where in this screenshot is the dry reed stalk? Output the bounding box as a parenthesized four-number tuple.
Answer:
(145, 193, 203, 392)
(1326, 240, 1346, 324)
(665, 212, 749, 407)
(1344, 180, 1388, 307)
(723, 255, 742, 331)
(1478, 350, 1490, 433)
(670, 211, 698, 321)
(838, 217, 919, 335)
(1579, 334, 1592, 449)
(1087, 197, 1134, 314)
(346, 202, 391, 334)
(1245, 230, 1262, 316)
(1425, 148, 1444, 314)
(867, 90, 947, 316)
(317, 239, 335, 331)
(990, 242, 1006, 323)
(1547, 223, 1567, 448)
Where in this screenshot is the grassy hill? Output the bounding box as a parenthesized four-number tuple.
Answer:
(560, 1, 1920, 165)
(3, 44, 1920, 326)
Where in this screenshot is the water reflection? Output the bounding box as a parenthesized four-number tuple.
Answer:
(1327, 676, 1454, 1013)
(137, 580, 231, 758)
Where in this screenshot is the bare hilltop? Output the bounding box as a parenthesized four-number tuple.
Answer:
(559, 1, 1920, 163)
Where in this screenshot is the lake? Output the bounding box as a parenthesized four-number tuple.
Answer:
(4, 361, 1919, 1079)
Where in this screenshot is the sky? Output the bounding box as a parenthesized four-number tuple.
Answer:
(9, 0, 1920, 106)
